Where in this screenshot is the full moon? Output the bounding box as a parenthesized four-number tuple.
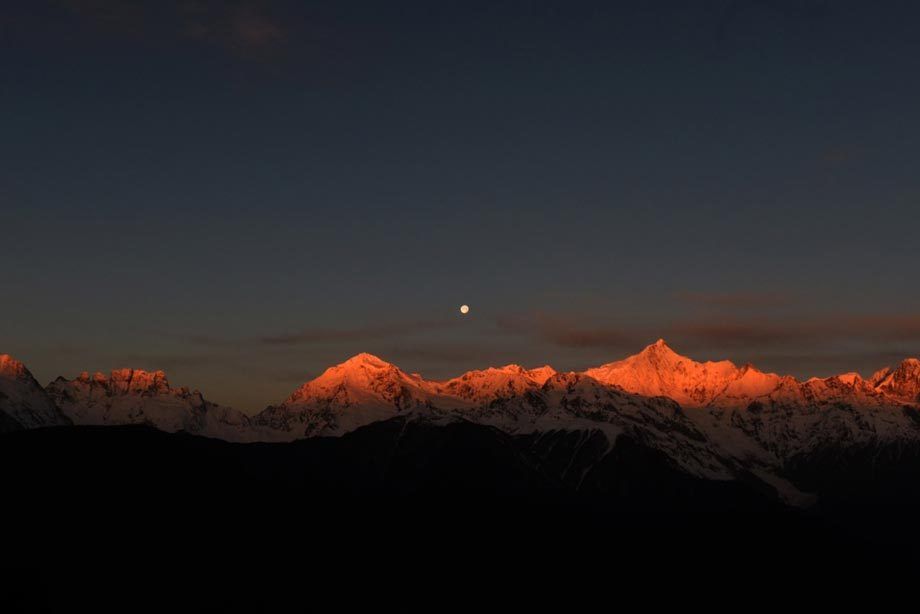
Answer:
(460, 305, 470, 314)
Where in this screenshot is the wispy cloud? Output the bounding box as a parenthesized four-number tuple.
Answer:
(181, 1, 287, 57)
(675, 291, 792, 309)
(260, 319, 454, 346)
(667, 321, 808, 348)
(496, 313, 642, 350)
(50, 0, 289, 57)
(498, 310, 920, 354)
(820, 145, 865, 167)
(672, 314, 920, 349)
(120, 352, 220, 370)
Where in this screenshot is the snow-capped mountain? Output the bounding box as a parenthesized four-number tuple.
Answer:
(255, 353, 473, 437)
(45, 368, 264, 441)
(7, 341, 920, 508)
(251, 342, 920, 504)
(247, 350, 808, 500)
(255, 353, 561, 438)
(438, 364, 556, 404)
(871, 358, 920, 402)
(584, 339, 785, 408)
(584, 341, 920, 460)
(0, 354, 71, 432)
(256, 343, 920, 448)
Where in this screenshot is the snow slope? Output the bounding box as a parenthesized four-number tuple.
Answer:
(45, 368, 268, 441)
(0, 354, 71, 431)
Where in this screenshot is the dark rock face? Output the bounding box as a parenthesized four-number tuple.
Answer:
(786, 441, 920, 512)
(0, 416, 782, 509)
(3, 416, 919, 608)
(0, 354, 71, 430)
(0, 407, 25, 433)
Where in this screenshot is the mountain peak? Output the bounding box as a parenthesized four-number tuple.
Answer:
(63, 368, 172, 395)
(339, 353, 393, 369)
(0, 354, 71, 429)
(526, 365, 557, 384)
(641, 338, 679, 356)
(584, 340, 748, 407)
(290, 352, 416, 401)
(832, 372, 864, 386)
(873, 357, 920, 401)
(0, 354, 28, 378)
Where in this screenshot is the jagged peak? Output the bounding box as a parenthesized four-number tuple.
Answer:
(493, 364, 556, 376)
(110, 367, 168, 379)
(542, 371, 582, 387)
(491, 364, 527, 373)
(870, 366, 892, 386)
(526, 365, 557, 384)
(830, 372, 864, 386)
(0, 354, 28, 377)
(869, 358, 919, 383)
(446, 363, 557, 384)
(58, 368, 172, 395)
(543, 371, 609, 392)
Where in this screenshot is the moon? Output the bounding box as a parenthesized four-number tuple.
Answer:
(460, 304, 470, 315)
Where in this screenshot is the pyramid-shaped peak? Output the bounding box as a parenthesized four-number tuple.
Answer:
(639, 339, 681, 357)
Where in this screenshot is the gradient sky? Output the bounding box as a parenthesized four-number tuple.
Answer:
(3, 1, 920, 412)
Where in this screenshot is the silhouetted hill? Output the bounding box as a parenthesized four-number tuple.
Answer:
(3, 418, 919, 610)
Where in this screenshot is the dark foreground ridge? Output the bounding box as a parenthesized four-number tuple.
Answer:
(2, 417, 919, 611)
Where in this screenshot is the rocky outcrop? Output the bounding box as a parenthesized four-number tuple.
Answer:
(872, 358, 920, 402)
(46, 368, 264, 441)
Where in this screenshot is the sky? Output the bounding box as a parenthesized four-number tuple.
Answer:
(2, 0, 920, 412)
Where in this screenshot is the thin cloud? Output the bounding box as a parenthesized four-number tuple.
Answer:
(120, 352, 220, 370)
(745, 349, 917, 374)
(667, 321, 808, 348)
(820, 145, 865, 167)
(260, 319, 454, 346)
(182, 2, 287, 56)
(383, 346, 493, 364)
(675, 291, 792, 309)
(268, 368, 314, 384)
(499, 310, 920, 354)
(669, 315, 920, 348)
(52, 1, 288, 56)
(712, 0, 832, 53)
(843, 315, 920, 341)
(496, 313, 641, 349)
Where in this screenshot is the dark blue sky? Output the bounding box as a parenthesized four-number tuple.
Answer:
(3, 1, 920, 411)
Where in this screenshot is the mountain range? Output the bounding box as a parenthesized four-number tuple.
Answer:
(4, 339, 920, 511)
